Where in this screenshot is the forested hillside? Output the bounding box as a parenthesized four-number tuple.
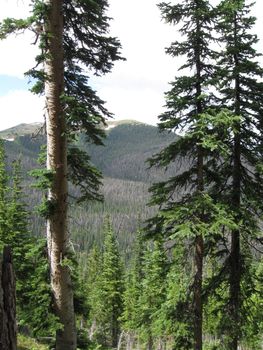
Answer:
(2, 121, 176, 252)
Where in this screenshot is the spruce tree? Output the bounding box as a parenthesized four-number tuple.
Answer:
(0, 2, 123, 348)
(122, 229, 144, 349)
(0, 143, 56, 336)
(159, 244, 193, 349)
(138, 240, 167, 350)
(87, 219, 124, 348)
(7, 161, 31, 290)
(211, 1, 263, 347)
(0, 147, 31, 289)
(99, 219, 124, 348)
(0, 140, 9, 251)
(20, 239, 60, 337)
(84, 246, 104, 342)
(147, 2, 234, 348)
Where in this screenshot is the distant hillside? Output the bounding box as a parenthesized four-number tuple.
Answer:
(2, 120, 178, 253)
(2, 120, 177, 182)
(81, 122, 177, 182)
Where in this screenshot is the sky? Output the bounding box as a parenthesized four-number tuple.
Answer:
(0, 0, 263, 131)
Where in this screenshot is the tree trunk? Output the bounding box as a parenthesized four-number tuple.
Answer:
(44, 1, 76, 349)
(193, 233, 204, 350)
(0, 246, 17, 350)
(147, 333, 153, 350)
(126, 332, 134, 350)
(117, 330, 125, 350)
(228, 12, 241, 350)
(112, 312, 119, 348)
(193, 1, 204, 347)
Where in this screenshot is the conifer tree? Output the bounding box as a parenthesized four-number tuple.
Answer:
(7, 161, 31, 290)
(84, 246, 104, 341)
(147, 2, 233, 348)
(86, 220, 124, 348)
(20, 239, 60, 337)
(98, 219, 124, 348)
(0, 2, 123, 348)
(0, 147, 31, 287)
(212, 1, 263, 347)
(158, 244, 193, 349)
(138, 240, 167, 350)
(122, 229, 144, 349)
(0, 143, 56, 336)
(0, 140, 9, 250)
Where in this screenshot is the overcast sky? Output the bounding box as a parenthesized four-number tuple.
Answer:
(0, 0, 262, 131)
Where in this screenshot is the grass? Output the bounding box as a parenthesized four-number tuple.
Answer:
(18, 334, 49, 350)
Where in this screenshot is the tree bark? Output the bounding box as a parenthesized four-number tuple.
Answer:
(44, 1, 76, 349)
(0, 246, 17, 350)
(228, 12, 241, 350)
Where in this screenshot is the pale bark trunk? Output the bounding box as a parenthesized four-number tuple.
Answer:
(89, 320, 97, 341)
(44, 1, 76, 349)
(126, 332, 134, 350)
(117, 330, 125, 350)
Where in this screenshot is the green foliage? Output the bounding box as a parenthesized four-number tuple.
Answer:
(207, 0, 263, 344)
(18, 334, 49, 350)
(29, 169, 54, 190)
(121, 229, 144, 334)
(67, 146, 103, 203)
(83, 246, 103, 322)
(0, 143, 58, 337)
(0, 140, 9, 248)
(86, 218, 124, 348)
(145, 0, 263, 347)
(160, 245, 193, 349)
(137, 240, 167, 347)
(0, 17, 32, 39)
(19, 239, 61, 337)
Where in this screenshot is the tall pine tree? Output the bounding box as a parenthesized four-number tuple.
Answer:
(138, 240, 167, 350)
(213, 0, 263, 347)
(87, 219, 124, 348)
(0, 2, 123, 348)
(147, 2, 234, 348)
(121, 229, 144, 349)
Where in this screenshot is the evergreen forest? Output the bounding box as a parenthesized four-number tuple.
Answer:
(0, 0, 263, 350)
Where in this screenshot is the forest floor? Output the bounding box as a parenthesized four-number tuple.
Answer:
(18, 334, 49, 350)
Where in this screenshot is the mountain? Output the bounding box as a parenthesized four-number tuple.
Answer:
(80, 121, 177, 182)
(2, 120, 177, 182)
(0, 122, 43, 140)
(0, 119, 140, 139)
(1, 120, 177, 255)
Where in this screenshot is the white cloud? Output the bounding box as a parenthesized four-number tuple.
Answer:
(0, 0, 31, 19)
(92, 0, 179, 124)
(0, 0, 37, 78)
(0, 0, 263, 129)
(0, 35, 37, 78)
(0, 90, 44, 130)
(97, 84, 166, 126)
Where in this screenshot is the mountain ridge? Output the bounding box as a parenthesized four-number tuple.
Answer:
(0, 119, 146, 140)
